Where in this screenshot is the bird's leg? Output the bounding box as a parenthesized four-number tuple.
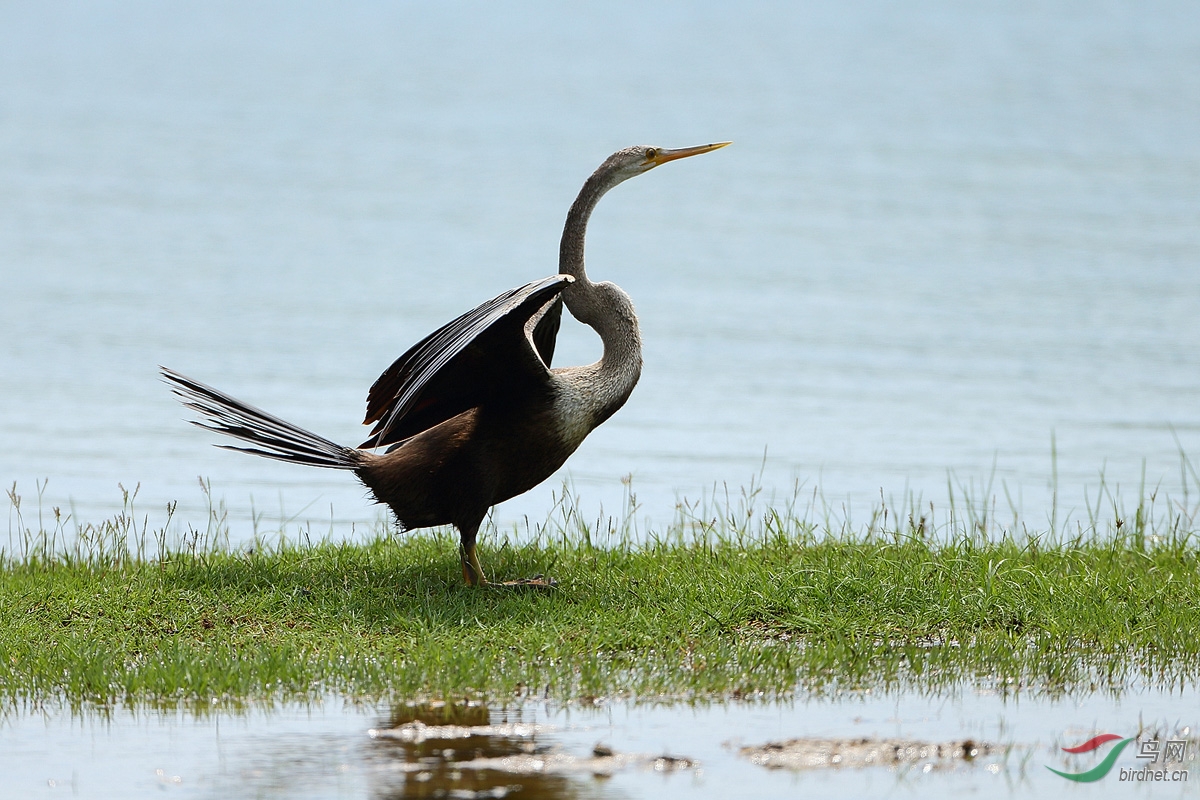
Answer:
(457, 521, 555, 589)
(460, 544, 488, 587)
(458, 525, 489, 586)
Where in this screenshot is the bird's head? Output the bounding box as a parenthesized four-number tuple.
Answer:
(600, 142, 731, 184)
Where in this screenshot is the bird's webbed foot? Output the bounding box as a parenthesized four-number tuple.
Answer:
(495, 574, 557, 589)
(460, 538, 556, 589)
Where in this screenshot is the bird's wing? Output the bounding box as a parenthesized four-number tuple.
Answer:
(360, 274, 572, 449)
(529, 295, 563, 367)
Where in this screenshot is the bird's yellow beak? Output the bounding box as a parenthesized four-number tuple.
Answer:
(650, 141, 731, 166)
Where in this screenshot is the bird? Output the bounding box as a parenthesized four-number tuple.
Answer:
(162, 141, 730, 586)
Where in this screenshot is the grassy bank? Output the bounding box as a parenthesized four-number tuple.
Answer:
(3, 484, 1199, 708)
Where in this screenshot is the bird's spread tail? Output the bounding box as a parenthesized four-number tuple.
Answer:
(161, 367, 360, 470)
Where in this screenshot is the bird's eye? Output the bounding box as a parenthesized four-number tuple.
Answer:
(645, 148, 658, 160)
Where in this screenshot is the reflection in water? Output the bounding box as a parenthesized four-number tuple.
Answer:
(366, 702, 693, 799)
(366, 702, 590, 799)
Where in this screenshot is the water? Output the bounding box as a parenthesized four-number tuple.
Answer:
(2, 1, 1199, 539)
(4, 689, 1197, 798)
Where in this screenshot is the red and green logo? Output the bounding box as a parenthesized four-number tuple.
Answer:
(1047, 734, 1134, 782)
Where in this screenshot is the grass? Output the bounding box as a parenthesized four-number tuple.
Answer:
(2, 471, 1200, 710)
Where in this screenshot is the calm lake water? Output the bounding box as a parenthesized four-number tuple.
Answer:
(2, 2, 1199, 539)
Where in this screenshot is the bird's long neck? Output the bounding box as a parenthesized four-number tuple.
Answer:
(558, 168, 609, 290)
(557, 164, 642, 427)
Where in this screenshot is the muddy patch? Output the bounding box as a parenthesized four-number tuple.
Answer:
(739, 736, 1003, 772)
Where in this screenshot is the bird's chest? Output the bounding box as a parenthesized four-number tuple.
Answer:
(481, 398, 589, 503)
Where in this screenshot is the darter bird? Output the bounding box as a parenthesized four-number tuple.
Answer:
(163, 141, 729, 586)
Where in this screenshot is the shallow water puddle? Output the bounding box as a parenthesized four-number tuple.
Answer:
(3, 688, 1197, 798)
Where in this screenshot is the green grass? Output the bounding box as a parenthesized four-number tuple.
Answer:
(3, 478, 1200, 709)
